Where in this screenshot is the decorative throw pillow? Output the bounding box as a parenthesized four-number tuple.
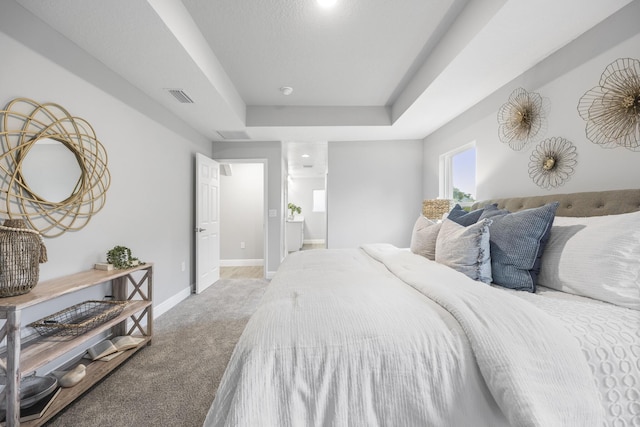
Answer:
(435, 218, 492, 283)
(409, 215, 441, 260)
(447, 204, 484, 226)
(477, 204, 509, 219)
(480, 202, 559, 292)
(537, 212, 640, 310)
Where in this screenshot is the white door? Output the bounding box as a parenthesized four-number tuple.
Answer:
(195, 153, 220, 294)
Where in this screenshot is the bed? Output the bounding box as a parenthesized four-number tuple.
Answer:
(205, 189, 640, 427)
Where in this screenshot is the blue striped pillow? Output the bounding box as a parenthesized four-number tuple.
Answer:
(479, 202, 559, 292)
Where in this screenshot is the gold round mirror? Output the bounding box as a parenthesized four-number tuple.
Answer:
(18, 137, 83, 204)
(0, 98, 110, 237)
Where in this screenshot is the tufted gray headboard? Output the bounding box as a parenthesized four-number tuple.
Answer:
(471, 188, 640, 217)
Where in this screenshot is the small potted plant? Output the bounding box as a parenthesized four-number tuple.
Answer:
(287, 203, 301, 219)
(106, 246, 143, 269)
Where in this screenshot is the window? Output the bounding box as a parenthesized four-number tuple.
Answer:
(312, 189, 326, 212)
(440, 142, 476, 206)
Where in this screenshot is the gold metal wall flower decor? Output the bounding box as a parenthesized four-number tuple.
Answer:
(528, 137, 577, 190)
(577, 58, 640, 151)
(497, 87, 546, 150)
(0, 98, 110, 237)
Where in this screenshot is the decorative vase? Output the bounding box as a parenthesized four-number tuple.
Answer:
(0, 219, 47, 297)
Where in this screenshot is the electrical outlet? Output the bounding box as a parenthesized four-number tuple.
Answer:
(181, 261, 185, 272)
(240, 242, 245, 249)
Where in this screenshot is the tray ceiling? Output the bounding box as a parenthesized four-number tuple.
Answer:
(13, 0, 634, 143)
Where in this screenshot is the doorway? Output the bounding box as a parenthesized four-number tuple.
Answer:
(284, 141, 328, 252)
(286, 175, 326, 251)
(218, 160, 267, 279)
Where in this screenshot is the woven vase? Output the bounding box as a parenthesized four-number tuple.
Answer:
(0, 219, 47, 297)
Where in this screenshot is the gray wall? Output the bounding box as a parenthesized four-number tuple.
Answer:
(212, 141, 283, 277)
(423, 2, 640, 201)
(220, 163, 264, 264)
(327, 140, 423, 248)
(0, 7, 212, 325)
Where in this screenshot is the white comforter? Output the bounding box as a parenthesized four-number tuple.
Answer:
(205, 245, 604, 427)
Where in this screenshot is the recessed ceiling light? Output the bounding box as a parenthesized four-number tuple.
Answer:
(317, 0, 337, 8)
(280, 86, 293, 96)
(302, 154, 310, 158)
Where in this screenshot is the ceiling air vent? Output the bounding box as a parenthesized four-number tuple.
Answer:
(166, 89, 194, 104)
(215, 130, 251, 140)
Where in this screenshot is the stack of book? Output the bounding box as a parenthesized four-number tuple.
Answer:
(0, 387, 61, 424)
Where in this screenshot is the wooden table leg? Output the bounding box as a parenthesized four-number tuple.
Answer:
(111, 276, 127, 337)
(5, 310, 21, 427)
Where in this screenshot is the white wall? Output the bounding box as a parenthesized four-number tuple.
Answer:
(287, 176, 326, 243)
(0, 6, 212, 326)
(423, 2, 640, 200)
(328, 140, 423, 248)
(212, 141, 282, 277)
(220, 163, 264, 264)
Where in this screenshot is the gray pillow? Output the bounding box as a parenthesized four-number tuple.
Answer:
(410, 215, 441, 260)
(480, 202, 559, 292)
(435, 218, 492, 283)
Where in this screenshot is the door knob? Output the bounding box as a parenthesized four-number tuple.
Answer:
(195, 227, 206, 232)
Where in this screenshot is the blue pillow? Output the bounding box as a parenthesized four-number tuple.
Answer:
(480, 202, 559, 292)
(447, 204, 484, 226)
(448, 204, 497, 226)
(477, 204, 509, 219)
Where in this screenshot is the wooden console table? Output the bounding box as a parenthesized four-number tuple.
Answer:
(0, 263, 153, 426)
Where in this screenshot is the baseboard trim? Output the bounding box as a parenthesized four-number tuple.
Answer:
(154, 286, 191, 319)
(266, 270, 277, 280)
(220, 259, 264, 267)
(303, 239, 326, 245)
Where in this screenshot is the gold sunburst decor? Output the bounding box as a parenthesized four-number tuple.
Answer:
(577, 58, 640, 151)
(528, 137, 577, 190)
(0, 98, 110, 237)
(497, 87, 546, 151)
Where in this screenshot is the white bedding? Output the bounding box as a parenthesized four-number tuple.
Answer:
(363, 243, 604, 426)
(205, 245, 633, 427)
(507, 286, 640, 427)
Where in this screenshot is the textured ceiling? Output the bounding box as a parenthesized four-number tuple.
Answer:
(12, 0, 634, 151)
(182, 0, 454, 106)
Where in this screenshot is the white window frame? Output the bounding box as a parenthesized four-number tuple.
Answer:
(439, 141, 476, 207)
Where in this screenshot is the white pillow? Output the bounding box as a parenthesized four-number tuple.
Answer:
(538, 211, 640, 310)
(435, 218, 492, 283)
(409, 215, 441, 260)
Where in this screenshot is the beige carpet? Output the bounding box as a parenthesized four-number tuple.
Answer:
(45, 278, 269, 426)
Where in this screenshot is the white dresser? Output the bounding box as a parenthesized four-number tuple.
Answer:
(286, 215, 304, 252)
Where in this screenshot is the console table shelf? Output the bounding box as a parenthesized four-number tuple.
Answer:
(0, 263, 153, 426)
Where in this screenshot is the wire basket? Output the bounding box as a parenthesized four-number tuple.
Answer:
(28, 300, 127, 337)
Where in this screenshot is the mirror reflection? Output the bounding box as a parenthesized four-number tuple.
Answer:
(20, 137, 82, 204)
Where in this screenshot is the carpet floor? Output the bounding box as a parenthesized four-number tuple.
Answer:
(45, 278, 269, 427)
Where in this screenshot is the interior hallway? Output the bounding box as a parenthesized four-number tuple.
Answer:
(221, 243, 325, 279)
